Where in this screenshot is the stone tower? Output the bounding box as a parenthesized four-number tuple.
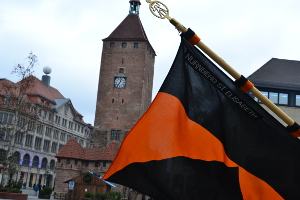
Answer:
(92, 0, 156, 148)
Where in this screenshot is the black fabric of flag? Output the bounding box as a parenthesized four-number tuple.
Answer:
(103, 37, 300, 200)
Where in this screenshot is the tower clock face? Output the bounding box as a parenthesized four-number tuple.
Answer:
(114, 77, 126, 88)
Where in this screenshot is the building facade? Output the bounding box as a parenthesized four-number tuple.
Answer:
(248, 58, 300, 125)
(92, 0, 156, 149)
(0, 70, 92, 188)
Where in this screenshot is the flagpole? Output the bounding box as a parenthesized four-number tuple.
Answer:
(146, 1, 296, 129)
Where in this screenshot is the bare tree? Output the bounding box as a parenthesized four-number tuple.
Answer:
(0, 52, 45, 186)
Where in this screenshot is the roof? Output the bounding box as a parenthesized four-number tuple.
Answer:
(25, 76, 64, 103)
(56, 138, 119, 161)
(103, 14, 148, 42)
(248, 58, 300, 89)
(56, 138, 85, 159)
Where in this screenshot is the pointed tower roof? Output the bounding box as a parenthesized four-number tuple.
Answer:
(56, 138, 85, 159)
(103, 14, 148, 42)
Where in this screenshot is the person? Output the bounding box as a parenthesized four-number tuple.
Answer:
(23, 182, 26, 189)
(38, 184, 42, 191)
(33, 184, 39, 196)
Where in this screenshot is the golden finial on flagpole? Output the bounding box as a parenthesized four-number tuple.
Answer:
(146, 0, 170, 19)
(146, 0, 188, 33)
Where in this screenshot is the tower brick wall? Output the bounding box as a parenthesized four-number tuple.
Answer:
(93, 39, 155, 148)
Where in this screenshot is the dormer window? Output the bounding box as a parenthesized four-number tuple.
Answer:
(4, 98, 11, 106)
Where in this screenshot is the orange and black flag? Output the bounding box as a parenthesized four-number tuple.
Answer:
(103, 37, 300, 200)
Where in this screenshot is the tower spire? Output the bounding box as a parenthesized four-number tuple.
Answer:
(129, 0, 141, 15)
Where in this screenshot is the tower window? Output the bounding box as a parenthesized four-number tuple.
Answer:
(122, 43, 127, 48)
(110, 130, 121, 140)
(134, 43, 138, 48)
(112, 99, 114, 103)
(122, 99, 124, 103)
(119, 68, 124, 73)
(110, 42, 115, 48)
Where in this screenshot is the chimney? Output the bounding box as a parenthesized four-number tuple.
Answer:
(42, 75, 51, 88)
(42, 66, 52, 88)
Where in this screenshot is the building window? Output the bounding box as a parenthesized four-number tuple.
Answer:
(296, 95, 300, 106)
(103, 162, 106, 167)
(34, 137, 42, 149)
(255, 91, 288, 105)
(60, 132, 65, 141)
(32, 156, 39, 168)
(62, 118, 67, 127)
(37, 124, 44, 134)
(50, 160, 55, 170)
(17, 117, 25, 128)
(75, 159, 78, 165)
(25, 134, 33, 147)
(79, 139, 83, 146)
(279, 93, 288, 105)
(45, 127, 52, 137)
(67, 159, 71, 164)
(1, 129, 10, 141)
(28, 121, 35, 131)
(22, 154, 30, 166)
(110, 42, 114, 48)
(14, 133, 23, 144)
(43, 140, 50, 152)
(269, 92, 278, 104)
(55, 115, 61, 124)
(53, 130, 59, 139)
(68, 121, 73, 130)
(85, 161, 89, 166)
(119, 68, 124, 73)
(81, 127, 84, 133)
(48, 113, 53, 121)
(41, 158, 47, 169)
(58, 144, 64, 151)
(110, 130, 121, 140)
(95, 162, 99, 167)
(122, 43, 127, 48)
(0, 113, 13, 124)
(51, 142, 57, 153)
(134, 43, 138, 48)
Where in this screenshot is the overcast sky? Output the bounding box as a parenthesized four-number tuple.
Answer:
(1, 0, 300, 125)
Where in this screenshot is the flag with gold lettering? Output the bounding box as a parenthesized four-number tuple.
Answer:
(103, 37, 300, 200)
